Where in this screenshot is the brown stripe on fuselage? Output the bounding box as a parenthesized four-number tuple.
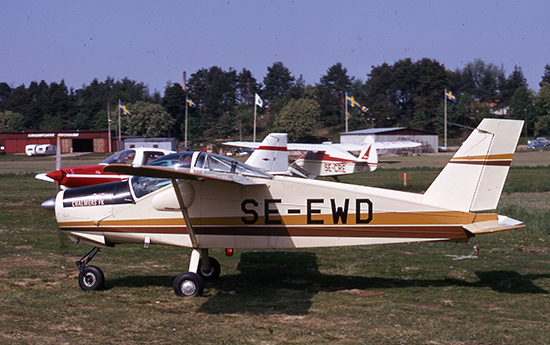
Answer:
(58, 211, 498, 240)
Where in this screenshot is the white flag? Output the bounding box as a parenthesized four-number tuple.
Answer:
(255, 93, 263, 107)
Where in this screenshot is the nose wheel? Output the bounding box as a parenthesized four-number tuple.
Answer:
(78, 266, 105, 291)
(75, 247, 105, 291)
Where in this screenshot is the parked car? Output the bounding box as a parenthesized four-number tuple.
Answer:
(527, 137, 549, 149)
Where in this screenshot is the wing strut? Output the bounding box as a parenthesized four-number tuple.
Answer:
(171, 179, 198, 249)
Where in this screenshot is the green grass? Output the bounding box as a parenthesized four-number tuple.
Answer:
(1, 158, 550, 344)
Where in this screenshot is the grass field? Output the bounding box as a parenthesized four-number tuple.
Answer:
(1, 151, 549, 344)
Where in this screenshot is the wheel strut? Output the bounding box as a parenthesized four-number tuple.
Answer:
(76, 247, 100, 272)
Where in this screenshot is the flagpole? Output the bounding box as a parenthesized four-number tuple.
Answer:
(253, 101, 257, 142)
(118, 99, 121, 150)
(107, 102, 112, 153)
(184, 99, 189, 148)
(183, 71, 188, 149)
(345, 93, 349, 133)
(444, 90, 448, 149)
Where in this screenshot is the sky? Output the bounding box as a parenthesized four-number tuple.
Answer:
(2, 1, 549, 95)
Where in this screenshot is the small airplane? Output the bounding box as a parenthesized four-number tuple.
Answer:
(35, 148, 174, 188)
(224, 134, 421, 178)
(42, 119, 524, 297)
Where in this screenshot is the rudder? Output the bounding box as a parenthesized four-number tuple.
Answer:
(422, 119, 523, 212)
(245, 133, 289, 174)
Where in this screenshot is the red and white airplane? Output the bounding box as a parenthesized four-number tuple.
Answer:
(35, 148, 174, 188)
(42, 119, 524, 297)
(224, 134, 421, 178)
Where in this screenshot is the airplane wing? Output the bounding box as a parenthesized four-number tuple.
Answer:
(103, 164, 267, 186)
(374, 141, 422, 149)
(225, 139, 421, 153)
(222, 141, 261, 149)
(287, 143, 332, 151)
(288, 141, 421, 152)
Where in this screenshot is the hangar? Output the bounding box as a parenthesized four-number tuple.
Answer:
(0, 130, 117, 154)
(340, 127, 439, 153)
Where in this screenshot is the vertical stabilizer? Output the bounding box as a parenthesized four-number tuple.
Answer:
(358, 136, 378, 172)
(422, 119, 523, 212)
(245, 133, 289, 174)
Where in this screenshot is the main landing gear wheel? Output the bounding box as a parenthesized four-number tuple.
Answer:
(78, 265, 105, 291)
(173, 272, 204, 297)
(198, 257, 221, 280)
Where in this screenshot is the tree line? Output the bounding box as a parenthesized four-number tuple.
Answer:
(1, 59, 550, 143)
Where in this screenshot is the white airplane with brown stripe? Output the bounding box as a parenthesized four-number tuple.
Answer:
(224, 133, 421, 178)
(42, 118, 524, 297)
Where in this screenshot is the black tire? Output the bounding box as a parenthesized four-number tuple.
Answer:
(78, 266, 105, 291)
(173, 272, 204, 297)
(198, 257, 221, 280)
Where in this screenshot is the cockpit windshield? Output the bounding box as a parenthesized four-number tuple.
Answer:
(147, 151, 194, 169)
(101, 150, 136, 165)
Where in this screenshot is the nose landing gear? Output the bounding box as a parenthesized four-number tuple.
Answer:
(76, 247, 105, 291)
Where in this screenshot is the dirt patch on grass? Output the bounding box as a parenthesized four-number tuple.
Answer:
(338, 289, 384, 297)
(522, 246, 550, 253)
(0, 255, 50, 269)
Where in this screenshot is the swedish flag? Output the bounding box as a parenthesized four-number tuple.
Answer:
(346, 92, 362, 109)
(445, 89, 457, 103)
(119, 100, 131, 118)
(187, 97, 197, 109)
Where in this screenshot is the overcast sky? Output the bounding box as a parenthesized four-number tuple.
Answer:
(2, 1, 549, 95)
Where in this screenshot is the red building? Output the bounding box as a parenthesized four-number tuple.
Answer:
(0, 130, 118, 154)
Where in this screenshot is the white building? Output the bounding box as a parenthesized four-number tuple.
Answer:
(340, 127, 438, 153)
(122, 137, 179, 151)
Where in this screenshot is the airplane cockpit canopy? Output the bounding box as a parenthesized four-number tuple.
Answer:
(131, 152, 271, 198)
(100, 149, 136, 165)
(148, 152, 272, 179)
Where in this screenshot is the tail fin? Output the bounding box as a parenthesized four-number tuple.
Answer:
(245, 133, 289, 174)
(358, 136, 378, 171)
(422, 119, 523, 212)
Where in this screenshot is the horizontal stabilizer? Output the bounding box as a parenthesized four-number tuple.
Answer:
(463, 215, 524, 235)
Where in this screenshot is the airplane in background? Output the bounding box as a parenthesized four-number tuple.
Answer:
(41, 119, 524, 297)
(224, 134, 421, 178)
(35, 148, 174, 188)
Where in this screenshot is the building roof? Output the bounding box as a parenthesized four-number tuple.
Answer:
(340, 127, 437, 136)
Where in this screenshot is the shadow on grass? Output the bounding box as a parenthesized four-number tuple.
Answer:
(101, 251, 549, 315)
(105, 275, 175, 290)
(198, 252, 550, 315)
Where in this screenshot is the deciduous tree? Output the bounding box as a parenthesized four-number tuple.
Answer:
(273, 98, 320, 141)
(123, 101, 175, 137)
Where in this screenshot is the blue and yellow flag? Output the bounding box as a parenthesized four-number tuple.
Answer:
(186, 97, 197, 109)
(346, 92, 362, 109)
(119, 100, 131, 118)
(445, 89, 457, 103)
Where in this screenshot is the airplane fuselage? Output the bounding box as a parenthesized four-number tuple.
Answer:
(54, 175, 493, 250)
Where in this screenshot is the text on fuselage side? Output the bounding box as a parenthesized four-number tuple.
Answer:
(241, 198, 373, 225)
